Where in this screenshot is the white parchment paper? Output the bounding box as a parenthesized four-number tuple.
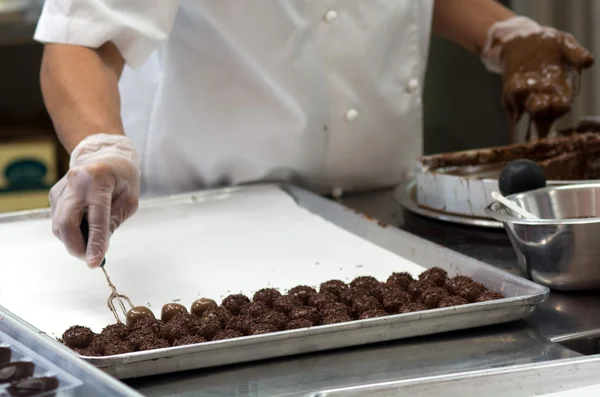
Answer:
(0, 185, 425, 337)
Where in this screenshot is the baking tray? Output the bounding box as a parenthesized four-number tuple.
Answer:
(395, 179, 502, 228)
(0, 184, 548, 379)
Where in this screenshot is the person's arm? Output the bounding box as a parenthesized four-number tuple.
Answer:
(432, 0, 515, 55)
(41, 42, 125, 153)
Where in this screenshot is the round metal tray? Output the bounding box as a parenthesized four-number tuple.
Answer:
(395, 180, 503, 229)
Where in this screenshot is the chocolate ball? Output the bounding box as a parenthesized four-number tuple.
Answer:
(446, 276, 475, 295)
(161, 316, 190, 344)
(100, 323, 129, 340)
(349, 276, 380, 293)
(126, 306, 155, 327)
(308, 292, 338, 311)
(382, 290, 411, 313)
(287, 285, 317, 305)
(257, 311, 287, 331)
(62, 326, 94, 349)
(240, 301, 270, 319)
(476, 291, 504, 302)
(401, 303, 428, 313)
(272, 296, 299, 315)
(213, 329, 243, 341)
(190, 318, 221, 341)
(288, 306, 320, 325)
(202, 307, 232, 328)
(226, 315, 255, 335)
(319, 279, 348, 297)
(421, 287, 448, 309)
(340, 287, 369, 306)
(222, 294, 251, 315)
(322, 312, 352, 324)
(319, 302, 350, 317)
(173, 335, 206, 346)
(161, 303, 188, 322)
(439, 296, 469, 308)
(386, 272, 415, 290)
(251, 323, 278, 335)
(190, 298, 217, 317)
(359, 309, 389, 319)
(372, 283, 398, 302)
(456, 282, 487, 303)
(253, 288, 282, 308)
(285, 319, 313, 330)
(138, 337, 170, 351)
(407, 280, 436, 301)
(351, 296, 381, 317)
(129, 317, 162, 334)
(419, 267, 448, 287)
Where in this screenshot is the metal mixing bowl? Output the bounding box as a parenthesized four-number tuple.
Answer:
(485, 183, 600, 291)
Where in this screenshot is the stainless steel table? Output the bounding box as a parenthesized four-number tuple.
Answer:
(126, 188, 599, 396)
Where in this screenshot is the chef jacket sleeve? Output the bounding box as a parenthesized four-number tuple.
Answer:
(33, 0, 179, 69)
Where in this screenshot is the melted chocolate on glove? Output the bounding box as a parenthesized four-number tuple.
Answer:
(502, 31, 594, 140)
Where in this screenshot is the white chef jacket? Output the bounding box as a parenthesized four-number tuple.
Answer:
(34, 0, 434, 197)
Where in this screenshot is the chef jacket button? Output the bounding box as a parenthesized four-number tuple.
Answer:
(323, 9, 338, 22)
(345, 108, 359, 122)
(331, 187, 344, 199)
(406, 78, 420, 93)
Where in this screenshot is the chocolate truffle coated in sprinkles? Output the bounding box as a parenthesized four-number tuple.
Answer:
(202, 307, 232, 327)
(421, 287, 448, 309)
(322, 312, 352, 324)
(285, 319, 313, 330)
(308, 292, 338, 311)
(240, 301, 270, 319)
(288, 306, 320, 325)
(251, 323, 278, 335)
(257, 311, 287, 331)
(350, 276, 380, 292)
(272, 296, 298, 315)
(476, 291, 504, 302)
(213, 329, 243, 340)
(253, 288, 282, 307)
(382, 290, 411, 313)
(226, 315, 255, 335)
(173, 335, 206, 346)
(419, 267, 448, 287)
(100, 323, 129, 340)
(456, 282, 487, 303)
(351, 295, 381, 316)
(287, 285, 317, 305)
(439, 296, 469, 307)
(222, 294, 251, 315)
(386, 272, 414, 290)
(62, 326, 95, 348)
(401, 303, 428, 313)
(319, 279, 348, 297)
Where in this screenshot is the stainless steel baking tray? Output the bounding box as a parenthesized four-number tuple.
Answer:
(395, 179, 503, 228)
(0, 185, 548, 380)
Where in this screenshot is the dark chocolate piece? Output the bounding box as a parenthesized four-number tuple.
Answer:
(240, 302, 270, 319)
(0, 362, 35, 383)
(252, 288, 282, 308)
(349, 276, 380, 293)
(285, 319, 313, 330)
(7, 376, 59, 397)
(257, 311, 287, 331)
(62, 326, 94, 349)
(222, 294, 251, 315)
(439, 296, 469, 308)
(476, 291, 505, 302)
(319, 280, 348, 297)
(251, 323, 278, 335)
(126, 306, 155, 327)
(386, 272, 415, 290)
(0, 347, 11, 365)
(190, 298, 217, 317)
(359, 309, 389, 319)
(287, 286, 317, 305)
(161, 303, 188, 323)
(213, 329, 243, 341)
(288, 306, 320, 325)
(418, 267, 448, 287)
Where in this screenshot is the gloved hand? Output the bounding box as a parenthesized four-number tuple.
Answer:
(481, 16, 594, 140)
(49, 134, 141, 268)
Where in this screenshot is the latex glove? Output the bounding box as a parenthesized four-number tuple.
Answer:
(49, 134, 141, 268)
(481, 16, 594, 139)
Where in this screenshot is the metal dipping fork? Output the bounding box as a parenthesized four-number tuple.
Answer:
(80, 216, 133, 323)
